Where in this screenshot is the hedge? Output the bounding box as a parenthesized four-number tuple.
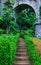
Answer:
(0, 33, 20, 65)
(24, 35, 41, 65)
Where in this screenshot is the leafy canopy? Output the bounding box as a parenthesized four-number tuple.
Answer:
(16, 9, 36, 31)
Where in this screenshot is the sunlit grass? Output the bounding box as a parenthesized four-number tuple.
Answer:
(31, 37, 41, 59)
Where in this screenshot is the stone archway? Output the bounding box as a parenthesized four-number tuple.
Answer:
(0, 0, 41, 37)
(14, 0, 38, 19)
(14, 4, 36, 35)
(14, 4, 36, 19)
(14, 2, 41, 38)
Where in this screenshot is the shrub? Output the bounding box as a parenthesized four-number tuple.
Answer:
(24, 35, 41, 65)
(24, 28, 35, 37)
(0, 33, 20, 65)
(0, 28, 5, 34)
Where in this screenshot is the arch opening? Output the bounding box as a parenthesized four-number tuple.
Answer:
(14, 4, 36, 18)
(14, 4, 37, 33)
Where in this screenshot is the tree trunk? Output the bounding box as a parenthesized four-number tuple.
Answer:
(6, 25, 9, 34)
(6, 23, 10, 34)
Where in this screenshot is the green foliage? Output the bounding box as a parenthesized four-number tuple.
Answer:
(0, 0, 15, 34)
(30, 0, 36, 1)
(0, 16, 3, 24)
(16, 9, 36, 31)
(24, 28, 35, 37)
(39, 6, 41, 17)
(3, 0, 14, 22)
(10, 21, 19, 34)
(0, 16, 2, 22)
(24, 35, 41, 65)
(0, 33, 20, 65)
(0, 16, 6, 34)
(0, 28, 5, 34)
(0, 16, 6, 30)
(10, 0, 15, 3)
(2, 0, 15, 33)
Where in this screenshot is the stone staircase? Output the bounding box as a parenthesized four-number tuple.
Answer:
(14, 38, 31, 65)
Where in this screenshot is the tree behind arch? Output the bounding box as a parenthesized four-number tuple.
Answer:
(16, 9, 36, 32)
(2, 0, 14, 34)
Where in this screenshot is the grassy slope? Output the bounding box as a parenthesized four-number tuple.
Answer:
(31, 37, 41, 59)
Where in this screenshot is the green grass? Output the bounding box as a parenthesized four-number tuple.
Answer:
(0, 33, 20, 65)
(31, 37, 41, 63)
(24, 35, 41, 65)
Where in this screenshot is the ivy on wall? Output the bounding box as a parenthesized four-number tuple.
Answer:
(30, 0, 36, 1)
(39, 6, 41, 19)
(39, 6, 41, 16)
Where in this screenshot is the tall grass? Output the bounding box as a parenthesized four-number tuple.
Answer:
(24, 35, 41, 65)
(0, 33, 20, 65)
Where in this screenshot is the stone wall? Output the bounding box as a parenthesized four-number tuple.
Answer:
(0, 0, 41, 37)
(35, 23, 41, 38)
(14, 0, 41, 22)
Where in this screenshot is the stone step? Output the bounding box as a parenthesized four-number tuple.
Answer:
(17, 49, 27, 52)
(17, 47, 26, 50)
(15, 55, 31, 61)
(14, 64, 30, 65)
(18, 46, 26, 48)
(16, 53, 27, 56)
(15, 58, 31, 61)
(16, 52, 27, 55)
(18, 47, 26, 49)
(13, 38, 31, 65)
(15, 58, 28, 61)
(14, 62, 30, 65)
(16, 50, 28, 56)
(15, 56, 29, 60)
(14, 60, 30, 63)
(18, 45, 26, 47)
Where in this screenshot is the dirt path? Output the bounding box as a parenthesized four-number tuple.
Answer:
(14, 38, 31, 65)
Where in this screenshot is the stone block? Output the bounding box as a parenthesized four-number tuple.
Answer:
(35, 23, 41, 38)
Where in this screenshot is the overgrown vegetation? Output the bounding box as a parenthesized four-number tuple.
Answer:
(16, 9, 36, 33)
(0, 0, 17, 34)
(0, 0, 40, 65)
(24, 35, 41, 65)
(39, 6, 41, 19)
(31, 37, 41, 62)
(0, 33, 20, 65)
(24, 27, 35, 37)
